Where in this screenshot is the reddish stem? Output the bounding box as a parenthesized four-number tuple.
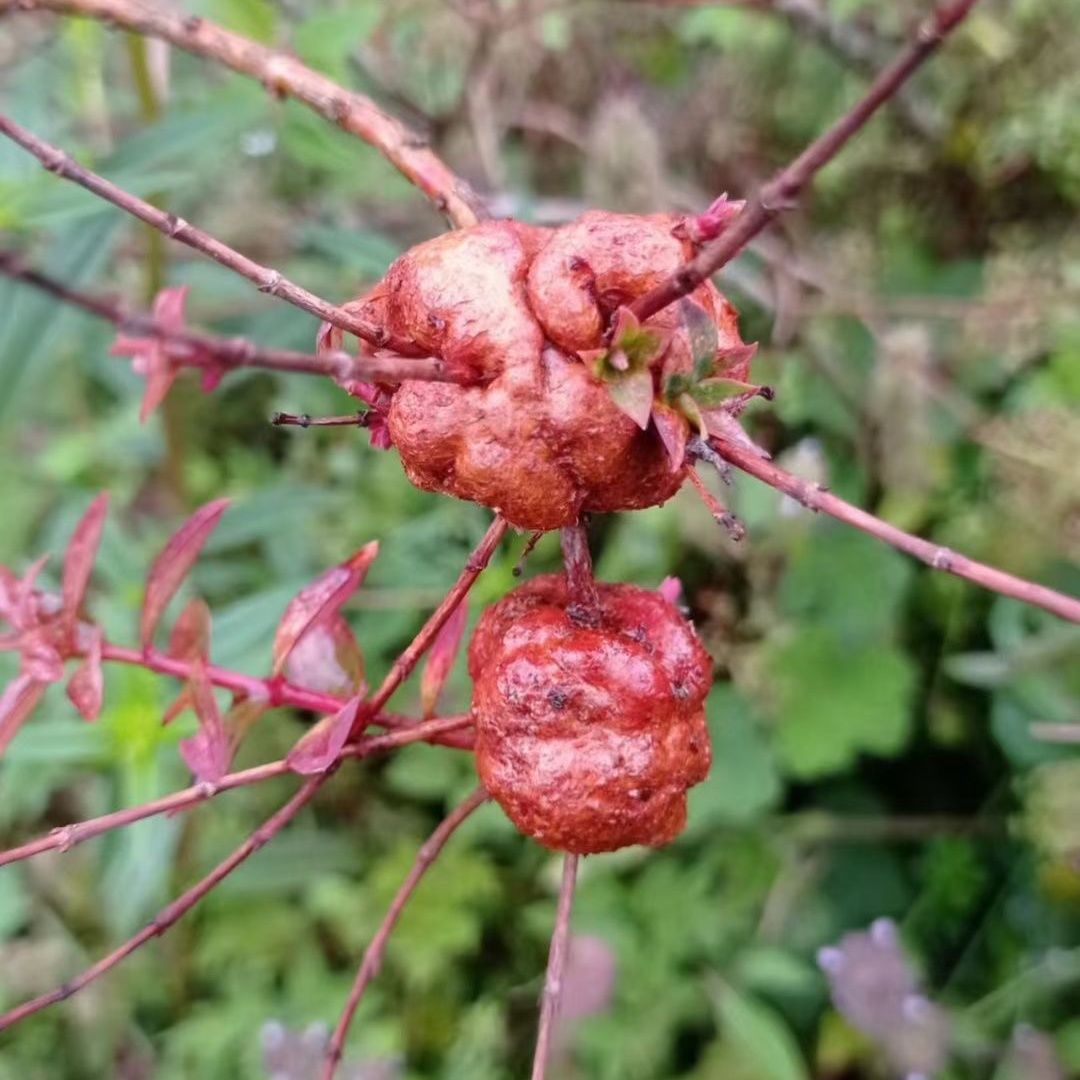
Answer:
(631, 0, 980, 324)
(685, 468, 746, 542)
(0, 771, 327, 1033)
(530, 853, 580, 1080)
(0, 0, 484, 228)
(0, 114, 394, 345)
(321, 787, 490, 1079)
(364, 516, 509, 718)
(711, 432, 1080, 623)
(0, 249, 459, 385)
(0, 715, 473, 870)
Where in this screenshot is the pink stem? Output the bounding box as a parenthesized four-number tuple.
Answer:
(0, 715, 473, 870)
(631, 0, 981, 323)
(711, 432, 1080, 623)
(321, 787, 490, 1079)
(530, 853, 580, 1080)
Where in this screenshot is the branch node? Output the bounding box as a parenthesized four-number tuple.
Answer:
(164, 213, 189, 238)
(49, 824, 81, 854)
(257, 271, 284, 296)
(931, 546, 956, 571)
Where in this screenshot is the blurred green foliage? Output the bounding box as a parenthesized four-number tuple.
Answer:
(1, 0, 1079, 1077)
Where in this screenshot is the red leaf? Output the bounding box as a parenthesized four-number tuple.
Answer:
(62, 493, 109, 617)
(286, 697, 362, 775)
(141, 499, 230, 649)
(167, 597, 212, 661)
(651, 402, 690, 471)
(21, 633, 64, 683)
(67, 626, 104, 721)
(112, 286, 190, 423)
(420, 599, 467, 718)
(178, 660, 230, 783)
(271, 542, 378, 676)
(283, 613, 364, 696)
(0, 673, 46, 756)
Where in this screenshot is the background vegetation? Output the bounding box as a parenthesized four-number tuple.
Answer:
(1, 0, 1078, 1076)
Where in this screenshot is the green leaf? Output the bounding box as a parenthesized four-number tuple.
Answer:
(687, 686, 782, 829)
(765, 627, 917, 779)
(680, 297, 720, 383)
(212, 0, 276, 42)
(688, 376, 762, 407)
(709, 979, 811, 1080)
(778, 525, 914, 642)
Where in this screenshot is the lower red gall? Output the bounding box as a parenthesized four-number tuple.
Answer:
(468, 574, 713, 854)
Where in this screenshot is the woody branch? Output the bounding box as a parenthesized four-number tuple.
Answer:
(0, 250, 469, 387)
(0, 114, 419, 350)
(709, 432, 1080, 624)
(321, 787, 490, 1079)
(632, 0, 981, 324)
(0, 0, 484, 228)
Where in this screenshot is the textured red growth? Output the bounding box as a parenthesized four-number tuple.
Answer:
(352, 212, 748, 530)
(468, 574, 713, 854)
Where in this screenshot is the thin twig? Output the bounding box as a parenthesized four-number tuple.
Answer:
(365, 515, 510, 718)
(0, 770, 327, 1032)
(0, 715, 473, 870)
(0, 0, 484, 228)
(0, 251, 463, 385)
(0, 519, 505, 1030)
(630, 0, 980, 324)
(0, 115, 408, 347)
(321, 787, 490, 1079)
(685, 467, 746, 541)
(635, 0, 938, 136)
(530, 853, 580, 1080)
(710, 431, 1080, 623)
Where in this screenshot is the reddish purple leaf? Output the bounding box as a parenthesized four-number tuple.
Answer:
(62, 493, 109, 616)
(111, 286, 190, 422)
(658, 577, 683, 607)
(0, 673, 46, 756)
(178, 660, 230, 783)
(420, 599, 467, 718)
(271, 541, 378, 676)
(67, 626, 104, 721)
(141, 499, 230, 649)
(0, 566, 20, 624)
(651, 402, 690, 471)
(286, 696, 362, 775)
(167, 597, 212, 661)
(13, 554, 50, 629)
(20, 629, 64, 682)
(283, 613, 365, 696)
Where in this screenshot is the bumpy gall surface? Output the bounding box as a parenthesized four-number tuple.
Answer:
(355, 212, 749, 530)
(468, 574, 713, 854)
